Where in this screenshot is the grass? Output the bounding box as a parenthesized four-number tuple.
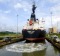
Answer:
(0, 33, 23, 47)
(0, 37, 23, 47)
(0, 33, 23, 40)
(46, 33, 60, 49)
(46, 33, 60, 38)
(0, 33, 22, 37)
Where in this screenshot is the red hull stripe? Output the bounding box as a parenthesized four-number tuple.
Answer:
(26, 38, 45, 41)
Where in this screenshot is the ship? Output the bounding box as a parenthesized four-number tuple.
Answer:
(22, 2, 46, 42)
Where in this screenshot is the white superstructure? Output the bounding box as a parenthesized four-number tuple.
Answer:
(23, 19, 45, 30)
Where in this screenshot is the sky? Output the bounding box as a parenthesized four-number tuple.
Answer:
(0, 0, 60, 32)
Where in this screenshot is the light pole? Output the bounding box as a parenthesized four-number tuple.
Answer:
(50, 12, 53, 34)
(51, 12, 53, 28)
(57, 22, 58, 33)
(17, 14, 18, 37)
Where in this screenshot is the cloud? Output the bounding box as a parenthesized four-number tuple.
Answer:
(44, 15, 60, 28)
(4, 10, 11, 13)
(0, 9, 11, 14)
(0, 0, 4, 2)
(51, 4, 60, 13)
(14, 1, 31, 12)
(0, 13, 15, 31)
(53, 16, 60, 23)
(14, 3, 22, 9)
(0, 10, 2, 12)
(0, 0, 10, 3)
(0, 11, 24, 32)
(47, 0, 60, 3)
(0, 0, 60, 32)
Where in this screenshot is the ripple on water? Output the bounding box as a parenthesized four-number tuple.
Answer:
(6, 43, 46, 53)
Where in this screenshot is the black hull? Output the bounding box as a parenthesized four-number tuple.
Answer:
(22, 29, 46, 42)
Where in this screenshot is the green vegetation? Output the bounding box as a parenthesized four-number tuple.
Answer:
(0, 31, 22, 36)
(46, 33, 60, 38)
(0, 31, 22, 40)
(0, 31, 23, 47)
(0, 37, 23, 47)
(46, 33, 60, 49)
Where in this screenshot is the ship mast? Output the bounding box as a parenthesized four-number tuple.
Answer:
(30, 1, 36, 22)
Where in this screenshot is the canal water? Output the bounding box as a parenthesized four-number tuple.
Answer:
(0, 40, 60, 56)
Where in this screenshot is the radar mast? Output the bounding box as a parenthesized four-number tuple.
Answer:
(30, 0, 36, 21)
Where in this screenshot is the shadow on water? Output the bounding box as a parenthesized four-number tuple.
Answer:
(25, 39, 46, 43)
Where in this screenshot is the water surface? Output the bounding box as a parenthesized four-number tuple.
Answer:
(0, 40, 60, 56)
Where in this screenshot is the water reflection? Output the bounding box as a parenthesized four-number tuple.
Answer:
(23, 49, 46, 56)
(52, 45, 60, 56)
(45, 40, 60, 56)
